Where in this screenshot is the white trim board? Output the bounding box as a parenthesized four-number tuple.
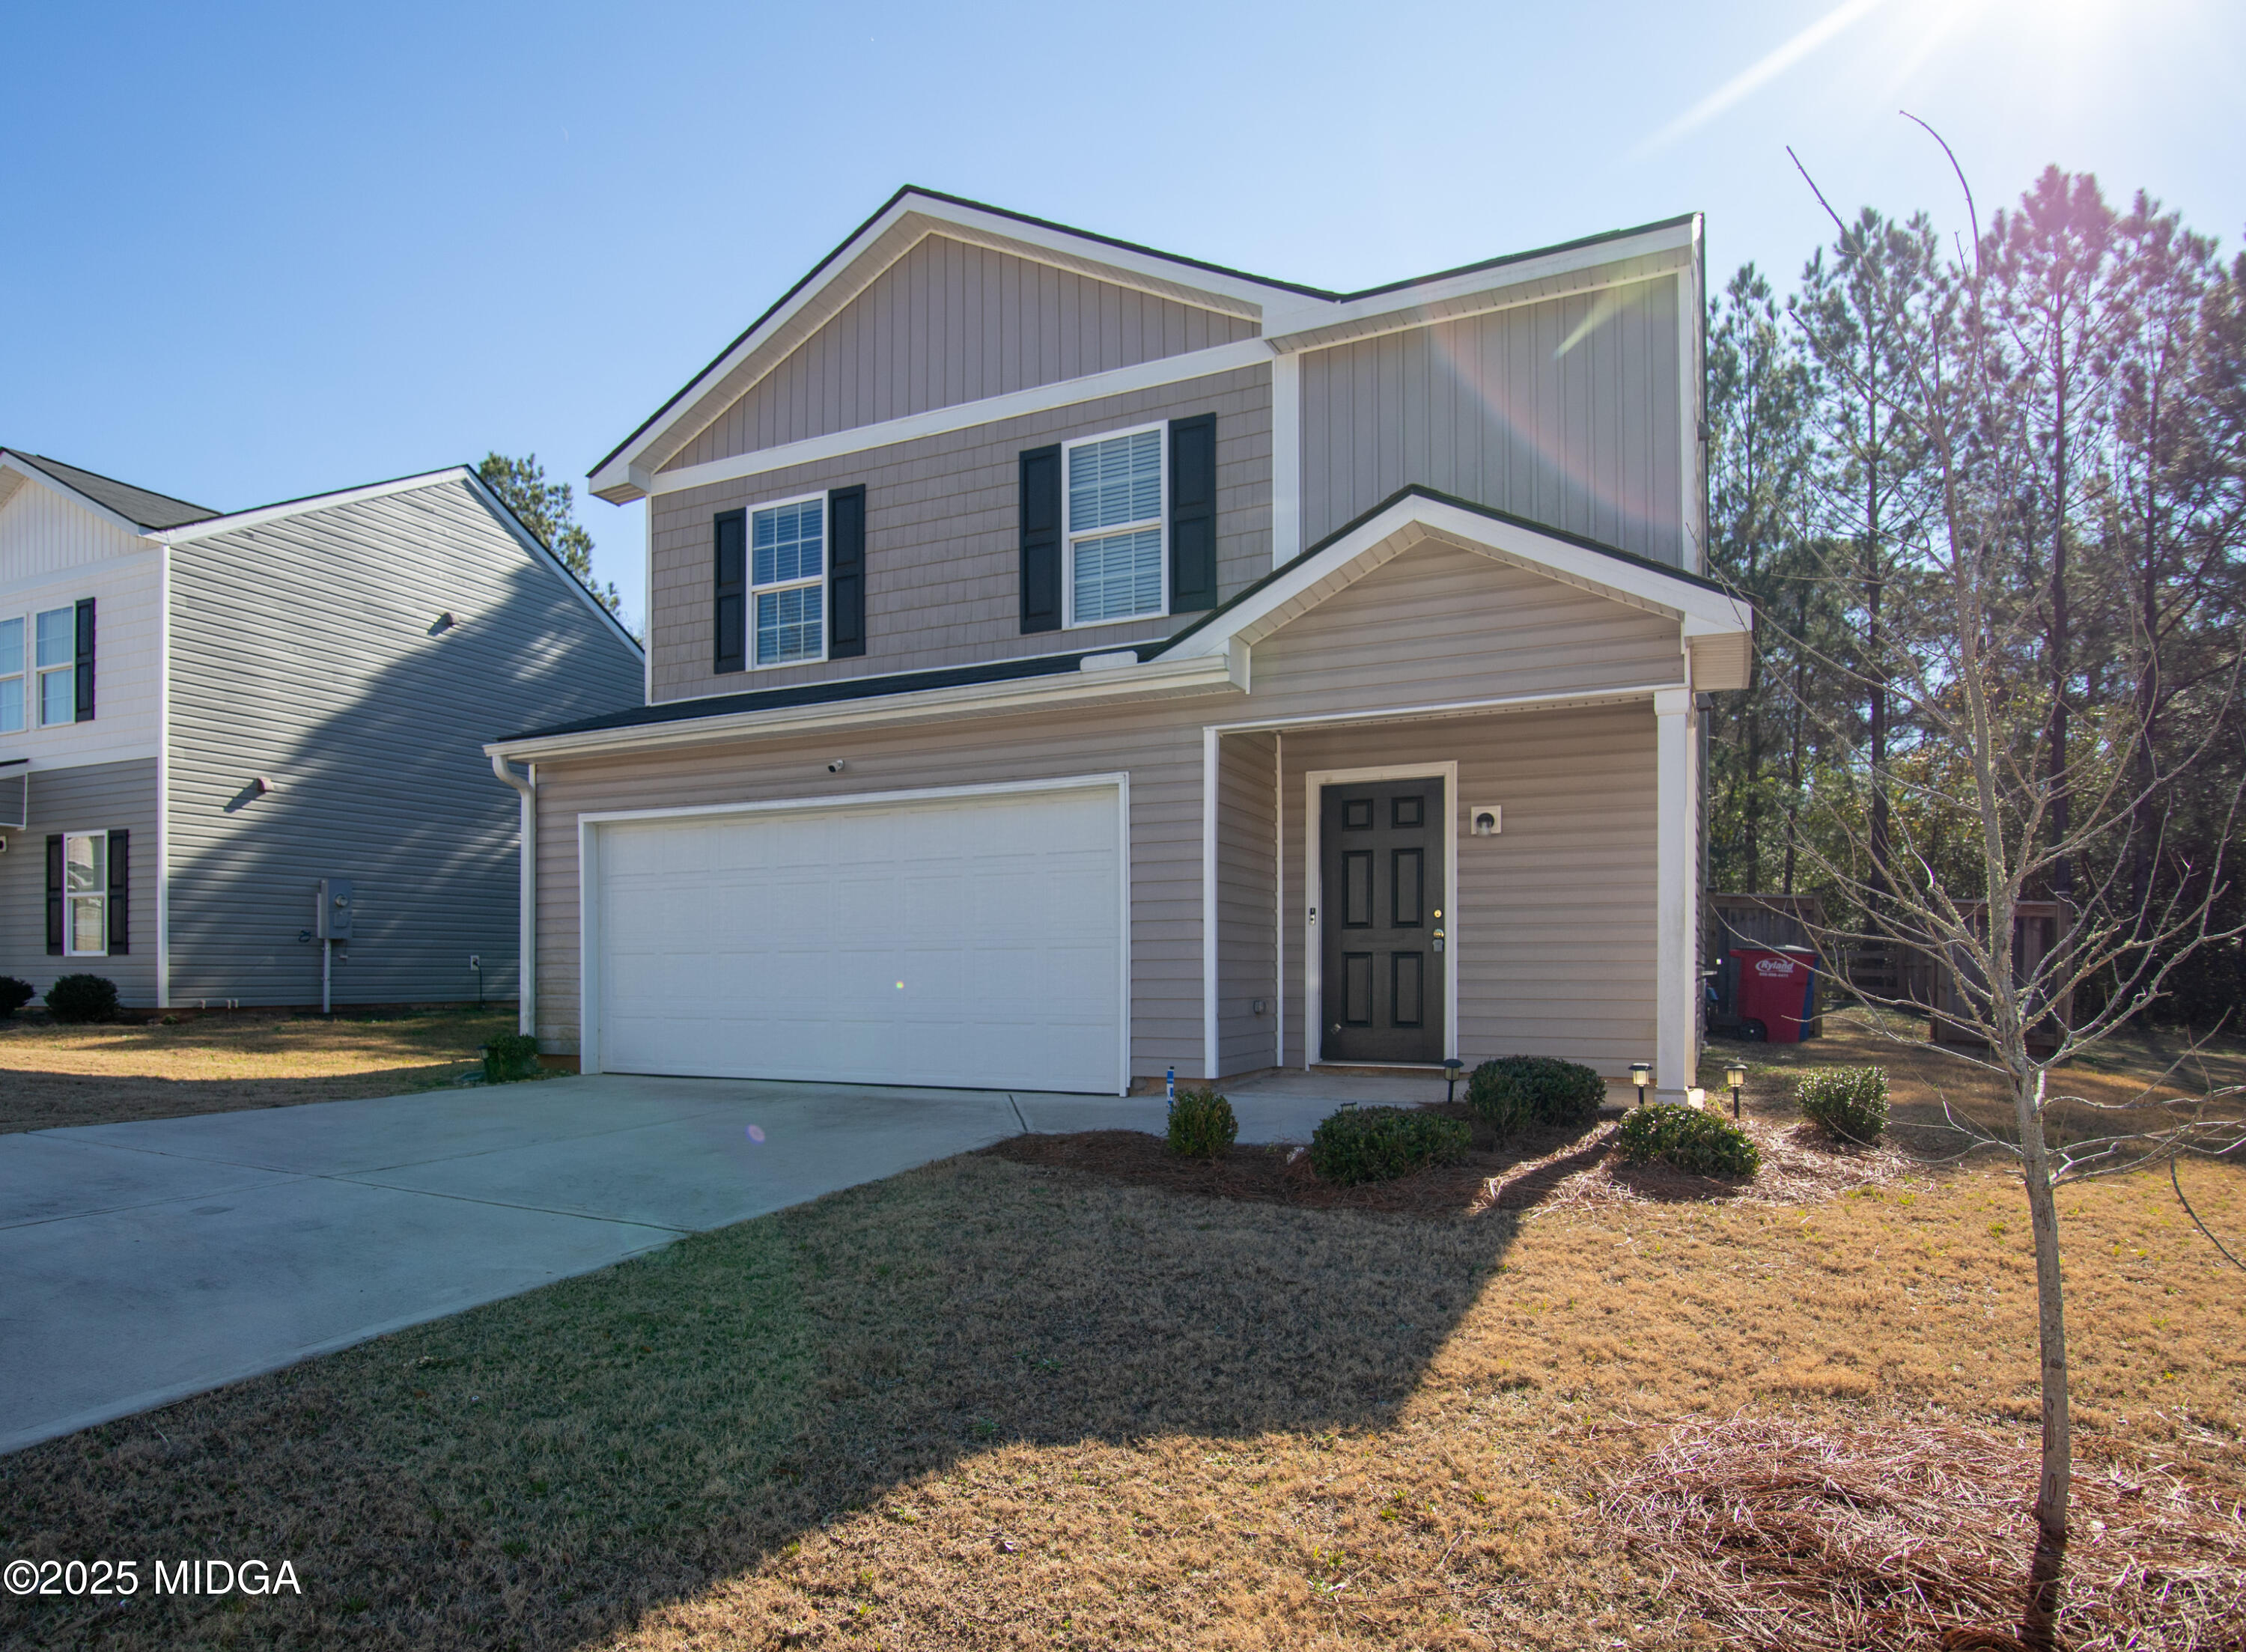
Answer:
(575, 772, 1133, 1094)
(640, 341, 1271, 502)
(1300, 762, 1461, 1071)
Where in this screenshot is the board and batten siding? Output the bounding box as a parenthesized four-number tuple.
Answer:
(665, 235, 1261, 473)
(164, 479, 644, 1008)
(0, 500, 165, 770)
(1298, 275, 1686, 566)
(1279, 706, 1658, 1074)
(530, 701, 1210, 1078)
(648, 364, 1270, 704)
(0, 758, 159, 1006)
(0, 471, 151, 580)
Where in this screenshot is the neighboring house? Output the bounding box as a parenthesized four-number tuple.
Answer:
(0, 451, 645, 1010)
(486, 187, 1752, 1098)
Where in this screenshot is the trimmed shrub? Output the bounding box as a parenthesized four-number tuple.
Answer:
(44, 974, 119, 1024)
(1467, 1055, 1606, 1136)
(1616, 1103, 1762, 1178)
(482, 1032, 543, 1084)
(1167, 1087, 1238, 1159)
(0, 977, 34, 1018)
(1796, 1065, 1890, 1143)
(1309, 1105, 1472, 1186)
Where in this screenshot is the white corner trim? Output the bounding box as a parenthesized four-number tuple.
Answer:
(153, 540, 172, 1010)
(1202, 726, 1219, 1082)
(1300, 761, 1461, 1070)
(1270, 352, 1301, 567)
(641, 340, 1273, 502)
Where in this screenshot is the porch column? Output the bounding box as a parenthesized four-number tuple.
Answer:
(1653, 688, 1697, 1099)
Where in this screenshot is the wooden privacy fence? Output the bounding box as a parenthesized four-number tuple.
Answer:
(1927, 900, 2075, 1055)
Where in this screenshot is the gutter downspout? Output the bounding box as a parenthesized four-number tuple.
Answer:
(490, 753, 536, 1040)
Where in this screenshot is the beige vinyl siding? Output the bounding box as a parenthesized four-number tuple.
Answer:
(164, 481, 643, 1007)
(529, 702, 1211, 1076)
(1299, 275, 1684, 564)
(1215, 729, 1277, 1073)
(666, 236, 1260, 473)
(648, 364, 1270, 703)
(1242, 537, 1686, 723)
(0, 758, 158, 1007)
(1279, 706, 1658, 1074)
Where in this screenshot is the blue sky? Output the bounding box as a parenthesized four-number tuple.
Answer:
(4, 0, 2238, 633)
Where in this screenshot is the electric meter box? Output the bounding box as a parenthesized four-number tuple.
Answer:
(315, 877, 356, 939)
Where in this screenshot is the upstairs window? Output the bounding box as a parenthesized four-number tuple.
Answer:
(35, 608, 75, 726)
(752, 496, 825, 667)
(0, 617, 22, 734)
(1065, 427, 1166, 625)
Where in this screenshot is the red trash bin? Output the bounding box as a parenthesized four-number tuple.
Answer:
(1733, 945, 1816, 1043)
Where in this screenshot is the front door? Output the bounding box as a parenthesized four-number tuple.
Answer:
(1319, 778, 1444, 1064)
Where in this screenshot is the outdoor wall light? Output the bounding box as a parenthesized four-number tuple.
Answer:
(428, 612, 457, 636)
(1724, 1061, 1747, 1119)
(1630, 1061, 1652, 1107)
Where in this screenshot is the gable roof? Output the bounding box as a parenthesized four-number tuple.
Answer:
(1, 448, 218, 529)
(589, 186, 1700, 502)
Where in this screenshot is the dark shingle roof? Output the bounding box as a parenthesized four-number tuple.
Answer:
(4, 450, 219, 529)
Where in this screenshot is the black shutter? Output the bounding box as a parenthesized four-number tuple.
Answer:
(107, 829, 130, 956)
(827, 485, 866, 659)
(1169, 415, 1217, 612)
(46, 835, 64, 955)
(1019, 445, 1062, 634)
(74, 597, 96, 721)
(713, 510, 746, 674)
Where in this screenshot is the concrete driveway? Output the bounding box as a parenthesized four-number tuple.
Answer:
(0, 1073, 1368, 1456)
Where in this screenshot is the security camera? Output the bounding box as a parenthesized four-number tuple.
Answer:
(827, 759, 847, 774)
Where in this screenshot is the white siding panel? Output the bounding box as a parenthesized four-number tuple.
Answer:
(0, 478, 148, 581)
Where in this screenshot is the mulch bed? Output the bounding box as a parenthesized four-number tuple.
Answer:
(984, 1105, 1918, 1219)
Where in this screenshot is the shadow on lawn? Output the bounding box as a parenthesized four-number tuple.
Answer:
(0, 1064, 481, 1134)
(0, 1150, 1532, 1651)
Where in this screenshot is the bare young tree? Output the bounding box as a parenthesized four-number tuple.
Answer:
(1767, 129, 2246, 1650)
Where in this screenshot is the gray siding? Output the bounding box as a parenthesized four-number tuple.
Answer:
(165, 480, 645, 1008)
(649, 364, 1270, 704)
(0, 758, 158, 1008)
(1299, 275, 1684, 564)
(530, 535, 1684, 1077)
(667, 235, 1259, 472)
(1216, 730, 1277, 1073)
(1277, 705, 1658, 1075)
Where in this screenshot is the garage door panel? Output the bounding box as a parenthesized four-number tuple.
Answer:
(595, 785, 1123, 1094)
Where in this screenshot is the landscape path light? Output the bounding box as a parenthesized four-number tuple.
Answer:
(1630, 1062, 1652, 1109)
(1724, 1061, 1747, 1120)
(1443, 1058, 1464, 1105)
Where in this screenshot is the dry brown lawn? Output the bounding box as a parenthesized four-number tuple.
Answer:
(0, 1009, 523, 1134)
(1, 1037, 2241, 1651)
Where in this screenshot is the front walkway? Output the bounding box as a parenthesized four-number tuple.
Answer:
(1, 1072, 1390, 1457)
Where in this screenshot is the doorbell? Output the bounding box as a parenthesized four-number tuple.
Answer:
(1470, 805, 1502, 836)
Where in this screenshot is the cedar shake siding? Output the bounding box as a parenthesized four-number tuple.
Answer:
(664, 234, 1260, 473)
(648, 364, 1271, 704)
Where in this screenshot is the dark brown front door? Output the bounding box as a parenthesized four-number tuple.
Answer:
(1319, 778, 1444, 1064)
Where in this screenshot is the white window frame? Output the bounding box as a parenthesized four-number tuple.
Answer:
(0, 615, 25, 735)
(63, 829, 109, 957)
(746, 491, 829, 671)
(34, 606, 76, 728)
(1062, 422, 1169, 630)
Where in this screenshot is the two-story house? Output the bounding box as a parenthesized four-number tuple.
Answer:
(486, 189, 1751, 1099)
(0, 451, 644, 1010)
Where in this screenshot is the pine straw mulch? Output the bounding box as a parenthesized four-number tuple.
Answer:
(985, 1106, 1923, 1221)
(1587, 1413, 2246, 1651)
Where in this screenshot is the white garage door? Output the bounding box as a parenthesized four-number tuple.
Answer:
(590, 782, 1124, 1094)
